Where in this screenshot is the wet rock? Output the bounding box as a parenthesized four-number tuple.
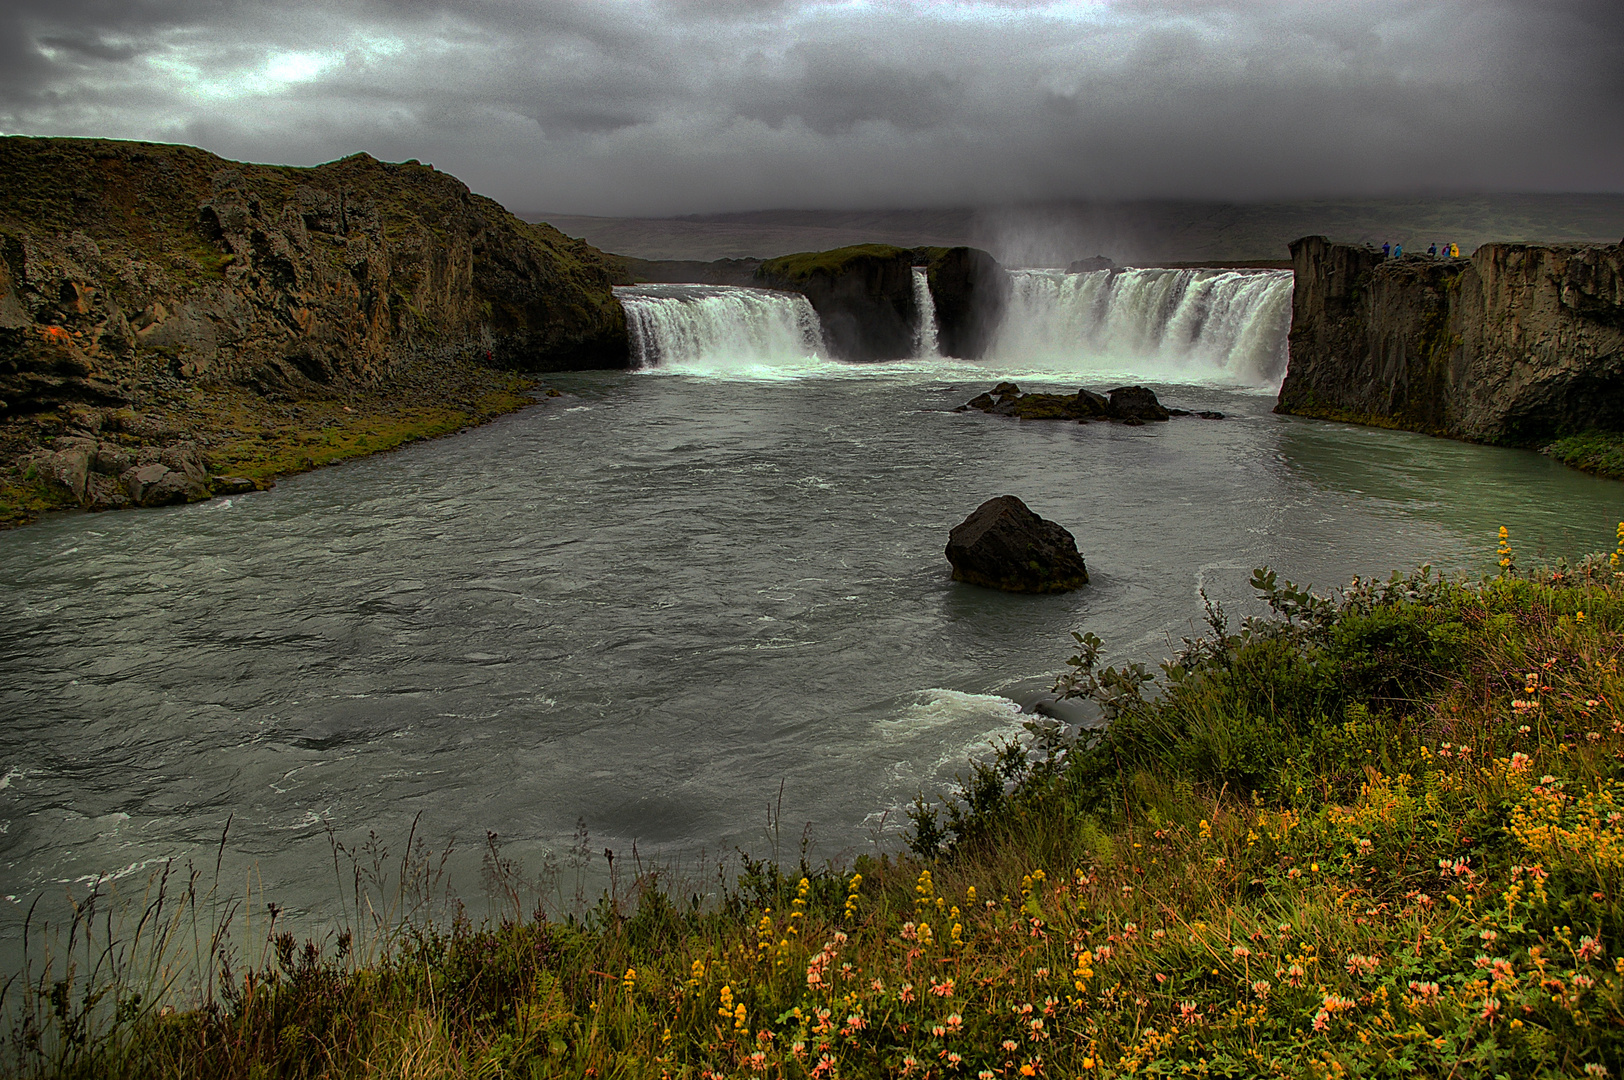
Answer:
(1197, 410, 1225, 420)
(946, 495, 1089, 593)
(211, 476, 257, 495)
(1106, 386, 1171, 422)
(1068, 255, 1117, 273)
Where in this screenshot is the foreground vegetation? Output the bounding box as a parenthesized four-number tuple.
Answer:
(13, 528, 1624, 1078)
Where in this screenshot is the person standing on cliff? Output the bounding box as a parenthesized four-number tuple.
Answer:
(1428, 243, 1438, 257)
(1383, 242, 1391, 258)
(1450, 242, 1460, 258)
(1394, 244, 1403, 258)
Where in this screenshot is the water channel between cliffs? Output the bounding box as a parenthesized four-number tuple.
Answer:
(3, 275, 1623, 946)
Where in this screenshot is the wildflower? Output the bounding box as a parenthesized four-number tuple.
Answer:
(1312, 1010, 1330, 1033)
(1020, 1065, 1036, 1077)
(747, 1051, 768, 1071)
(946, 1013, 963, 1032)
(1480, 997, 1503, 1023)
(1285, 963, 1306, 988)
(735, 1002, 749, 1031)
(1346, 954, 1379, 977)
(946, 1052, 963, 1067)
(1199, 819, 1212, 840)
(1179, 1001, 1200, 1023)
(1028, 1017, 1046, 1040)
(1575, 974, 1596, 989)
(1408, 980, 1441, 1003)
(1579, 936, 1604, 961)
(1590, 731, 1603, 742)
(871, 978, 885, 992)
(1498, 525, 1514, 572)
(1518, 725, 1532, 735)
(1232, 945, 1252, 960)
(1510, 752, 1531, 771)
(980, 1073, 996, 1080)
(900, 983, 916, 1003)
(622, 967, 637, 991)
(1613, 521, 1624, 570)
(1480, 930, 1499, 945)
(900, 1056, 917, 1075)
(1003, 1040, 1019, 1052)
(1358, 838, 1373, 852)
(1153, 928, 1167, 940)
(718, 984, 734, 1017)
(1252, 980, 1271, 998)
(1096, 946, 1113, 962)
(1585, 1065, 1609, 1078)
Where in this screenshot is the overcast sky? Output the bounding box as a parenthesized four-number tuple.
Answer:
(3, 0, 1620, 216)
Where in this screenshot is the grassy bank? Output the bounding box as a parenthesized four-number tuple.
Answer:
(0, 360, 542, 529)
(12, 529, 1624, 1078)
(1548, 432, 1624, 482)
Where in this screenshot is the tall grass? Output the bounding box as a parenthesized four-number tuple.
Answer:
(11, 529, 1624, 1077)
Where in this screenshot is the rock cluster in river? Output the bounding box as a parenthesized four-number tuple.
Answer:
(946, 495, 1089, 593)
(954, 383, 1221, 424)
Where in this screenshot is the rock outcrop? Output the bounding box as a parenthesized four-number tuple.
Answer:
(956, 383, 1194, 424)
(917, 246, 1009, 360)
(0, 137, 632, 521)
(754, 245, 917, 361)
(946, 495, 1089, 593)
(0, 138, 628, 417)
(750, 243, 1009, 362)
(1276, 235, 1624, 444)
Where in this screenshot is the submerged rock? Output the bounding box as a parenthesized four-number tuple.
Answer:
(946, 495, 1089, 594)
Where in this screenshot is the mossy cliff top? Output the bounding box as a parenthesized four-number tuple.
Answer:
(0, 137, 631, 526)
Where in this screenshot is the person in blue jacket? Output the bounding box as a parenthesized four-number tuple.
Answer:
(1383, 242, 1391, 257)
(1394, 244, 1402, 258)
(1428, 243, 1438, 257)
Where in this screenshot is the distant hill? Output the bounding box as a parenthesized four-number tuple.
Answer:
(527, 195, 1624, 266)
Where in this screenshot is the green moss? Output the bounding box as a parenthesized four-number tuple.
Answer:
(757, 243, 911, 283)
(0, 476, 74, 529)
(1547, 430, 1624, 480)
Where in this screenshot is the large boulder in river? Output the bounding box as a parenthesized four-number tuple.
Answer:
(946, 496, 1089, 593)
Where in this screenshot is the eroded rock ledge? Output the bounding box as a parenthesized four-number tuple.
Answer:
(1276, 235, 1624, 445)
(0, 136, 631, 525)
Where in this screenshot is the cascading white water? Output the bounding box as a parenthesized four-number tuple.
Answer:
(911, 267, 941, 358)
(617, 284, 825, 373)
(990, 268, 1294, 387)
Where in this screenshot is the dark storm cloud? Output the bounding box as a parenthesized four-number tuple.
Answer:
(1, 0, 1619, 215)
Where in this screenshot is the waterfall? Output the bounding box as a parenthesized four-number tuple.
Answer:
(617, 284, 825, 372)
(990, 268, 1294, 387)
(911, 267, 941, 358)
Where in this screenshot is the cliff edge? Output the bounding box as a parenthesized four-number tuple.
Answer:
(1276, 235, 1624, 445)
(0, 137, 631, 525)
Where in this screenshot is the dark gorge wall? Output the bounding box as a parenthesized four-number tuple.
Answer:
(1276, 235, 1624, 444)
(750, 243, 1008, 362)
(0, 137, 629, 418)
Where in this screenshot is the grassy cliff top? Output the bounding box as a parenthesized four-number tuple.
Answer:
(0, 136, 616, 285)
(756, 243, 913, 282)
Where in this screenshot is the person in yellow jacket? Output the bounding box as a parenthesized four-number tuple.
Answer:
(1450, 242, 1460, 258)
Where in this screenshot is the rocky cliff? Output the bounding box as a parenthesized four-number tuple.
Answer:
(1276, 235, 1624, 444)
(919, 246, 1008, 360)
(750, 243, 1007, 362)
(0, 137, 630, 523)
(754, 244, 917, 361)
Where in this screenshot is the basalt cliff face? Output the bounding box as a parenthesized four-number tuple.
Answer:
(0, 137, 630, 523)
(1277, 235, 1624, 444)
